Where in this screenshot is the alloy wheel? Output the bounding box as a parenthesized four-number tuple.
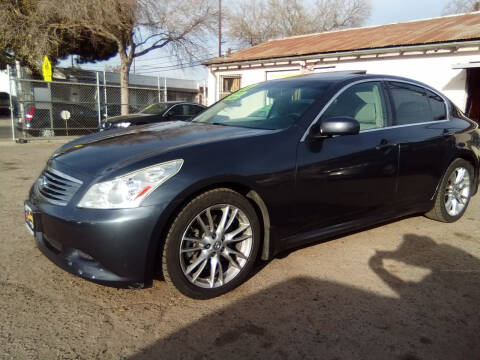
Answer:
(444, 167, 471, 216)
(179, 204, 253, 289)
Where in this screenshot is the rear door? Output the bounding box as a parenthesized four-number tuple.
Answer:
(385, 81, 453, 208)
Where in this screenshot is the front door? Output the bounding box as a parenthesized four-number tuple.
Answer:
(293, 81, 399, 238)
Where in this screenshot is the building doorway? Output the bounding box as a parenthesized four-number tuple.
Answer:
(466, 68, 480, 123)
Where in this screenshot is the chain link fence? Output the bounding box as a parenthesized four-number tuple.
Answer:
(9, 71, 174, 140)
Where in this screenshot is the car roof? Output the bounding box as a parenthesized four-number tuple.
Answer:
(269, 71, 427, 84)
(265, 72, 443, 97)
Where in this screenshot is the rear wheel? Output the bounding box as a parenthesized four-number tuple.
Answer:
(425, 158, 474, 222)
(162, 188, 260, 299)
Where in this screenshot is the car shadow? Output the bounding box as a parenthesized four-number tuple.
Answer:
(128, 234, 480, 360)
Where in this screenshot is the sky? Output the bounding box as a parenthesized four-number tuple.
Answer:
(65, 0, 455, 81)
(367, 0, 451, 25)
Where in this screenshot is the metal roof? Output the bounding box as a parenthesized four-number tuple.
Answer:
(206, 12, 480, 65)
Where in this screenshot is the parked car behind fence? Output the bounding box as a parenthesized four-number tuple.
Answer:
(100, 102, 206, 131)
(17, 103, 100, 137)
(10, 75, 202, 139)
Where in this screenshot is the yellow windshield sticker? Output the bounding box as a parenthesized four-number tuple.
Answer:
(224, 83, 258, 101)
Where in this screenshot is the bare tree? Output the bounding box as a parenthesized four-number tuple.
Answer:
(224, 0, 278, 46)
(226, 0, 371, 47)
(105, 64, 122, 73)
(37, 0, 216, 115)
(443, 0, 480, 14)
(315, 0, 372, 31)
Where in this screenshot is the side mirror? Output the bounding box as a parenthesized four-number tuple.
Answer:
(310, 116, 360, 139)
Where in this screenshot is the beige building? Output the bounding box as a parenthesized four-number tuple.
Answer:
(205, 12, 480, 122)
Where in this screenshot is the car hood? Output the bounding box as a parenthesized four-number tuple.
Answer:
(50, 121, 272, 178)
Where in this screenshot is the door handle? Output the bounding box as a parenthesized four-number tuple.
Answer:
(376, 139, 395, 150)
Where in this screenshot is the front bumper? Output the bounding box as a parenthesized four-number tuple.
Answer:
(25, 199, 167, 288)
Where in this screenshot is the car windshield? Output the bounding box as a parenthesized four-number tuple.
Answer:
(192, 80, 330, 130)
(140, 103, 170, 115)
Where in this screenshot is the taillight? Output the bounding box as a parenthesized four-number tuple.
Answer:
(25, 106, 35, 122)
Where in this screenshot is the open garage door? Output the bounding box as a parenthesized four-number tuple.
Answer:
(466, 68, 480, 123)
(452, 62, 480, 123)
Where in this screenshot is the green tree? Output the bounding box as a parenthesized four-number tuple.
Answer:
(0, 0, 117, 73)
(42, 0, 216, 114)
(1, 0, 215, 114)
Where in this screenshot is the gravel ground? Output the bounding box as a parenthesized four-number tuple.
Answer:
(0, 141, 479, 360)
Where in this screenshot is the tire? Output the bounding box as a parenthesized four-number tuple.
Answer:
(425, 158, 474, 223)
(27, 130, 40, 137)
(162, 188, 260, 299)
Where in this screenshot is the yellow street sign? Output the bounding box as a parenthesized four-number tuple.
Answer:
(42, 56, 52, 82)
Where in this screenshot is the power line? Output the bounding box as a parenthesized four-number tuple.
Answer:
(77, 46, 239, 74)
(218, 0, 222, 58)
(132, 47, 239, 71)
(80, 60, 208, 73)
(133, 52, 218, 69)
(133, 53, 222, 72)
(137, 60, 211, 73)
(134, 52, 225, 74)
(136, 62, 208, 74)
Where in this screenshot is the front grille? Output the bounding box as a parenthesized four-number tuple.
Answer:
(36, 167, 83, 206)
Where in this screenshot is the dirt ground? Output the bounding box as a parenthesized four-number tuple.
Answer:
(0, 140, 479, 360)
(0, 116, 13, 140)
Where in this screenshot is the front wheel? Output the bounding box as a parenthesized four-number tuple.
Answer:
(425, 158, 474, 222)
(162, 189, 260, 299)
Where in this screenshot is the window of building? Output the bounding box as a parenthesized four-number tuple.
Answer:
(221, 76, 241, 98)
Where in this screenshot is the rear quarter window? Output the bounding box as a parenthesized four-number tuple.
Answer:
(388, 82, 435, 125)
(426, 90, 447, 120)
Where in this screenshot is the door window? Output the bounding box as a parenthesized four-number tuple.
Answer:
(322, 82, 387, 130)
(426, 90, 447, 120)
(168, 105, 183, 116)
(183, 105, 203, 116)
(388, 82, 442, 125)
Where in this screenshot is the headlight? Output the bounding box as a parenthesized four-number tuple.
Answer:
(77, 159, 183, 209)
(115, 121, 131, 128)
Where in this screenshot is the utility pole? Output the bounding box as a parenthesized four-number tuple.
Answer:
(218, 0, 222, 57)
